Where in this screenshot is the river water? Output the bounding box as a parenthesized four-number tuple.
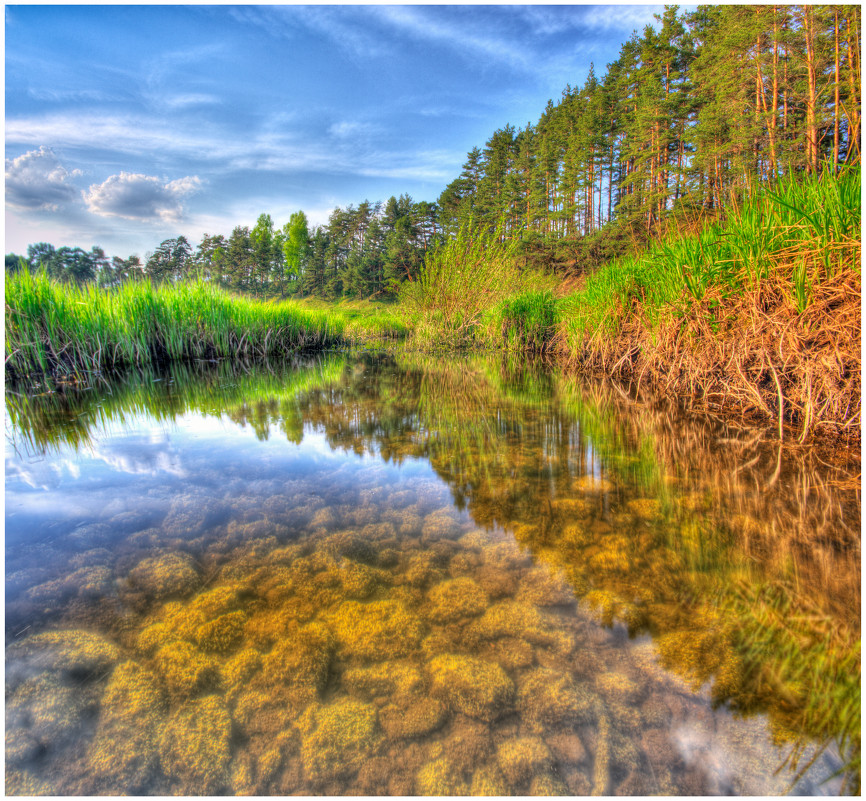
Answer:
(4, 350, 860, 795)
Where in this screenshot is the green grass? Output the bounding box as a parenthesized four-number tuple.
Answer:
(5, 273, 404, 378)
(398, 220, 555, 350)
(560, 165, 860, 347)
(490, 289, 559, 352)
(293, 296, 408, 341)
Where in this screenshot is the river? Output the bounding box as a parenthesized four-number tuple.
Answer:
(4, 350, 860, 795)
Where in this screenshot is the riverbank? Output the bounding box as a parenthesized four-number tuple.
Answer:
(396, 167, 860, 445)
(556, 167, 861, 445)
(5, 170, 859, 444)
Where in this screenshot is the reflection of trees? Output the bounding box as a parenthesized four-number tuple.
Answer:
(291, 352, 861, 793)
(6, 349, 860, 792)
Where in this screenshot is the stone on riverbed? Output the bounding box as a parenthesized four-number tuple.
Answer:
(429, 654, 514, 722)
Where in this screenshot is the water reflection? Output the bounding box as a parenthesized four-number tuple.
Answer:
(5, 352, 860, 795)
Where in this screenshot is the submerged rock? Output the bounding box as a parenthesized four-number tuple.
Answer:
(415, 756, 469, 796)
(426, 577, 489, 623)
(496, 736, 553, 786)
(466, 600, 548, 645)
(297, 697, 382, 783)
(221, 648, 263, 700)
(6, 629, 120, 690)
(518, 667, 595, 730)
(261, 621, 334, 702)
(470, 764, 509, 795)
(379, 696, 447, 740)
(429, 654, 514, 722)
(6, 673, 90, 756)
(158, 695, 232, 794)
(321, 530, 379, 565)
(516, 567, 575, 607)
(529, 771, 569, 795)
(329, 599, 425, 660)
(194, 610, 246, 653)
(343, 661, 423, 699)
(87, 660, 167, 793)
(153, 640, 219, 700)
(126, 552, 201, 600)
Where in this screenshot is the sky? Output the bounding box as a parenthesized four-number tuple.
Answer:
(5, 3, 671, 259)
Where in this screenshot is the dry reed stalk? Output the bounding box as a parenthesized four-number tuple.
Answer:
(562, 263, 861, 445)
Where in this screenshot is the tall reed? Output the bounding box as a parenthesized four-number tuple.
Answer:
(399, 221, 553, 349)
(5, 272, 400, 378)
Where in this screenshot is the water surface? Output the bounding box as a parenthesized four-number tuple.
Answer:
(5, 351, 860, 795)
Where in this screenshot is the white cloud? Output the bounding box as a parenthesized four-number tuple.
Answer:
(372, 6, 531, 70)
(162, 93, 221, 109)
(5, 146, 82, 211)
(235, 5, 393, 61)
(328, 121, 380, 139)
(83, 172, 201, 222)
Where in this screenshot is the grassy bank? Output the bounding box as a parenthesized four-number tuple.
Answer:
(4, 273, 403, 379)
(557, 166, 861, 442)
(397, 222, 557, 350)
(397, 167, 860, 441)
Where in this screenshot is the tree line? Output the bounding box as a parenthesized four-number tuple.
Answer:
(7, 5, 860, 296)
(437, 5, 860, 256)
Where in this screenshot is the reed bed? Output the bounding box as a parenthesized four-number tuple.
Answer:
(4, 273, 400, 379)
(558, 166, 861, 441)
(398, 221, 554, 350)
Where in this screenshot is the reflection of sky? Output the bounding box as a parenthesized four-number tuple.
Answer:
(672, 717, 842, 795)
(5, 407, 440, 550)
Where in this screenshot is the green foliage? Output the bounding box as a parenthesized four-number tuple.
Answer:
(398, 221, 552, 349)
(493, 290, 559, 352)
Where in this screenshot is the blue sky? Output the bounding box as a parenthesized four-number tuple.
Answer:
(6, 4, 669, 259)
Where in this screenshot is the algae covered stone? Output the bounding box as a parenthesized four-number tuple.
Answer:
(496, 736, 553, 785)
(471, 764, 509, 795)
(516, 567, 575, 607)
(379, 696, 447, 740)
(297, 697, 382, 783)
(158, 695, 232, 794)
(6, 629, 120, 688)
(343, 661, 423, 699)
(517, 667, 595, 730)
(154, 640, 218, 699)
(415, 756, 470, 795)
(87, 660, 167, 793)
(467, 600, 545, 642)
(194, 610, 247, 653)
(127, 552, 201, 600)
(261, 621, 334, 700)
(426, 576, 489, 623)
(6, 673, 90, 755)
(429, 654, 514, 722)
(329, 599, 425, 660)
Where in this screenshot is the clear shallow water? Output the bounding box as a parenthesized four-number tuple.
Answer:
(5, 351, 860, 795)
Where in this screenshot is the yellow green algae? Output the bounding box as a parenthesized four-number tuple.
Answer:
(86, 661, 167, 793)
(158, 696, 232, 794)
(429, 654, 515, 722)
(496, 736, 553, 785)
(126, 551, 202, 600)
(297, 698, 382, 783)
